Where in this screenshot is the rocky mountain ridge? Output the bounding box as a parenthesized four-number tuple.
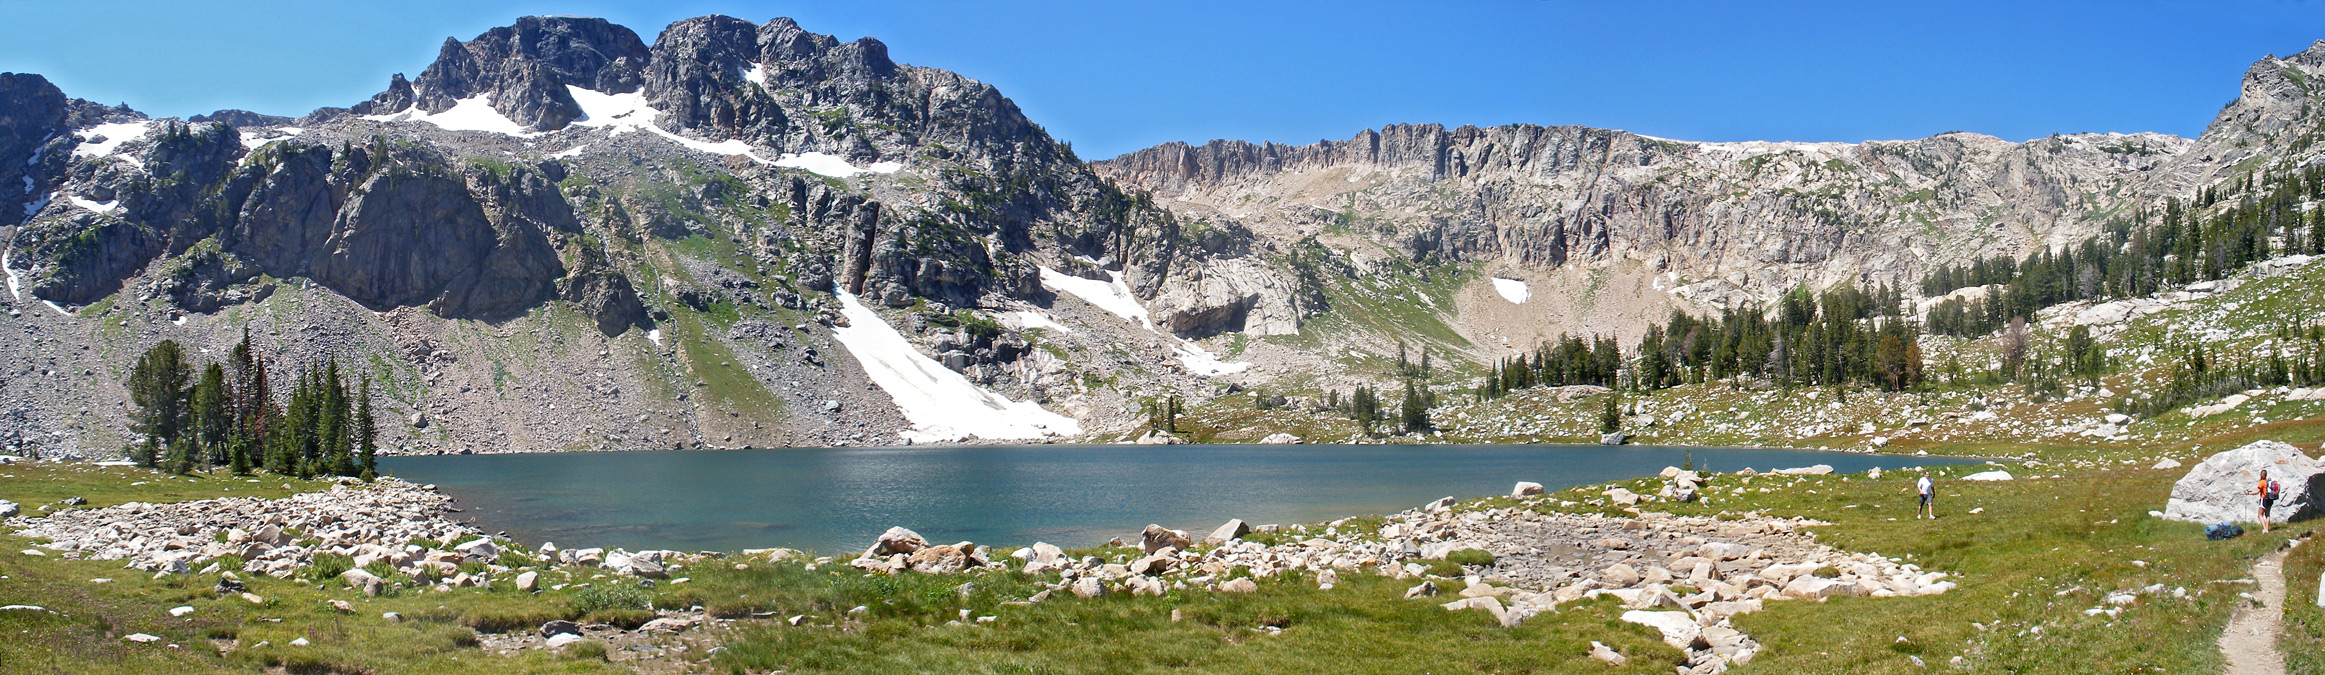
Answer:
(1, 19, 2322, 457)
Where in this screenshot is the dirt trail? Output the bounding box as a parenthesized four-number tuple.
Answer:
(2221, 547, 2288, 675)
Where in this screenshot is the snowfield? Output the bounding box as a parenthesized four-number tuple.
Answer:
(1491, 277, 1530, 304)
(831, 291, 1081, 442)
(1013, 311, 1071, 333)
(72, 122, 155, 159)
(565, 86, 899, 177)
(1038, 265, 1250, 376)
(362, 95, 539, 137)
(1039, 266, 1152, 330)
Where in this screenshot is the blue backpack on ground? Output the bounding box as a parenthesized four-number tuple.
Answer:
(2207, 521, 2245, 540)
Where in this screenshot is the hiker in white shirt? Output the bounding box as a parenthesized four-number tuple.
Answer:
(1916, 472, 1936, 520)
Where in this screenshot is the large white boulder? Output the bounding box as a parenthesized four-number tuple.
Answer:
(2163, 440, 2325, 525)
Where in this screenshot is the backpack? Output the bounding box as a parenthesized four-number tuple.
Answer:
(2208, 522, 2245, 540)
(2267, 480, 2282, 499)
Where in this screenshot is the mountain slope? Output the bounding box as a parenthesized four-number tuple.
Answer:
(4, 21, 2325, 458)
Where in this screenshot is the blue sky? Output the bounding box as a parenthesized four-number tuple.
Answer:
(1, 0, 2321, 158)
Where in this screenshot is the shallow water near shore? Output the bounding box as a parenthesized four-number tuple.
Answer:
(380, 444, 1975, 554)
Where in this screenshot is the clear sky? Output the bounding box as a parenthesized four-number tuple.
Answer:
(1, 0, 2321, 158)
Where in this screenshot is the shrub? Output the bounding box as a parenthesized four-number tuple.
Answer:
(563, 639, 609, 661)
(460, 605, 569, 633)
(1445, 549, 1497, 567)
(306, 553, 354, 583)
(585, 608, 654, 630)
(571, 583, 654, 616)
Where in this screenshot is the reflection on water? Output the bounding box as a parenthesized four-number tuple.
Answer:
(382, 444, 1975, 554)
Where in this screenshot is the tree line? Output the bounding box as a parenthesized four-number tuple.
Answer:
(1925, 163, 2325, 338)
(125, 330, 380, 480)
(1635, 283, 1924, 393)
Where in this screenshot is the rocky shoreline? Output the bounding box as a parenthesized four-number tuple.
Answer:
(7, 465, 1952, 673)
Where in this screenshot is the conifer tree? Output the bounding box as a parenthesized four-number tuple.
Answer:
(126, 340, 192, 468)
(357, 376, 378, 481)
(189, 364, 230, 469)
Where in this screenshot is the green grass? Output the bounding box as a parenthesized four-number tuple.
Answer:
(1534, 462, 2291, 673)
(0, 531, 624, 674)
(705, 565, 1681, 674)
(0, 464, 336, 512)
(2285, 534, 2325, 673)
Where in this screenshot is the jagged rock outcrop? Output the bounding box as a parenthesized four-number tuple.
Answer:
(309, 148, 562, 316)
(0, 73, 68, 226)
(365, 16, 651, 131)
(189, 109, 294, 127)
(1096, 123, 2195, 307)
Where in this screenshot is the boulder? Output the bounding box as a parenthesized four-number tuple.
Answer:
(1202, 519, 1251, 546)
(1601, 563, 1641, 587)
(1588, 641, 1627, 666)
(340, 568, 384, 596)
(876, 527, 929, 556)
(1258, 433, 1302, 444)
(1441, 596, 1512, 626)
(514, 571, 539, 592)
(1781, 576, 1859, 600)
(1405, 581, 1439, 599)
(1961, 470, 2013, 482)
(1070, 577, 1108, 599)
(1218, 577, 1258, 593)
(540, 619, 582, 639)
(1140, 524, 1191, 555)
(1129, 554, 1177, 576)
(1605, 488, 1640, 506)
(452, 538, 499, 561)
(1510, 482, 1544, 498)
(2153, 458, 2183, 470)
(2164, 440, 2325, 524)
(907, 545, 969, 574)
(1619, 610, 1700, 649)
(0, 500, 16, 519)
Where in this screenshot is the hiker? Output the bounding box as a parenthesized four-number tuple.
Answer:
(2249, 470, 2281, 533)
(1917, 471, 1936, 520)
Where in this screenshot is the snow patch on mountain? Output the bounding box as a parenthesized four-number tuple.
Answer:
(1491, 277, 1530, 304)
(831, 291, 1081, 442)
(363, 95, 539, 137)
(72, 122, 154, 159)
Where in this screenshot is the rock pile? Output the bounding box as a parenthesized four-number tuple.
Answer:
(841, 477, 1953, 673)
(7, 479, 481, 579)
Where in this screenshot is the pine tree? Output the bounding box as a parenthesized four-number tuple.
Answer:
(1351, 386, 1378, 435)
(357, 376, 378, 481)
(1600, 394, 1622, 434)
(1400, 381, 1430, 433)
(189, 364, 230, 469)
(164, 433, 196, 476)
(126, 341, 192, 468)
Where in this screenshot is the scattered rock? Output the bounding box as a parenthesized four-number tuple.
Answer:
(1405, 581, 1439, 599)
(1510, 482, 1544, 498)
(1202, 519, 1252, 546)
(1071, 577, 1109, 599)
(1218, 577, 1258, 593)
(1140, 524, 1191, 554)
(1588, 641, 1627, 666)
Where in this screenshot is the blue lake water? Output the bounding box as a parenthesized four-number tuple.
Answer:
(380, 444, 1975, 554)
